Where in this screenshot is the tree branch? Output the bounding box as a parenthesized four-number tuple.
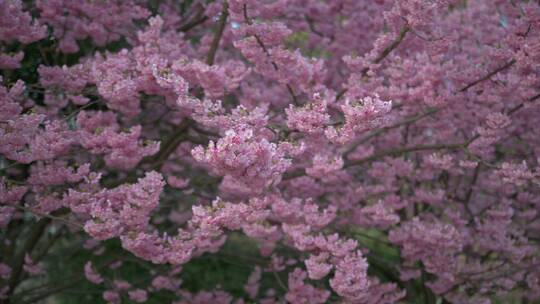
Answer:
(178, 3, 209, 33)
(344, 142, 468, 168)
(343, 108, 439, 157)
(507, 92, 540, 115)
(305, 16, 325, 38)
(459, 59, 516, 92)
(462, 163, 481, 218)
(374, 27, 410, 65)
(6, 217, 51, 301)
(361, 26, 410, 76)
(283, 140, 468, 180)
(242, 4, 299, 106)
(206, 1, 229, 66)
(149, 119, 191, 170)
(337, 25, 410, 99)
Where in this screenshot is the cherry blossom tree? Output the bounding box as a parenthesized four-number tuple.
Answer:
(1, 0, 540, 303)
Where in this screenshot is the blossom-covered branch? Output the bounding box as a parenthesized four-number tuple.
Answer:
(1, 0, 540, 303)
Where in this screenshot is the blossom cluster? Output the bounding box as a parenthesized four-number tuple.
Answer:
(1, 0, 540, 303)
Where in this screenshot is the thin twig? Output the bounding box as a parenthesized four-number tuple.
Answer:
(179, 16, 208, 33)
(149, 119, 191, 170)
(462, 163, 481, 217)
(335, 26, 410, 102)
(304, 16, 325, 37)
(361, 26, 410, 76)
(344, 141, 468, 168)
(178, 3, 209, 32)
(12, 205, 81, 229)
(284, 140, 470, 180)
(242, 4, 299, 106)
(343, 108, 439, 157)
(507, 92, 540, 115)
(459, 59, 516, 92)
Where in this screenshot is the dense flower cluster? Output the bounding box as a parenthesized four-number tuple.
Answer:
(1, 0, 540, 303)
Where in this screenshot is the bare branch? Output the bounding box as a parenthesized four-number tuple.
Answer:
(459, 59, 516, 92)
(242, 4, 299, 106)
(206, 1, 229, 66)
